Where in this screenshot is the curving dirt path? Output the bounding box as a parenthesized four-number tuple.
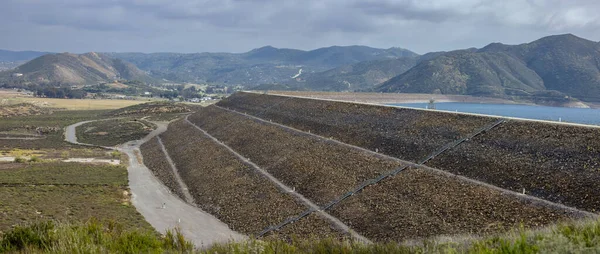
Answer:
(64, 120, 245, 248)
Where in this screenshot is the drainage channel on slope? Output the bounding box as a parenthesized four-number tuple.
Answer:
(156, 136, 197, 205)
(212, 105, 597, 237)
(183, 116, 371, 243)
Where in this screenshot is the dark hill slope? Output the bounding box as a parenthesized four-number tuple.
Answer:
(0, 52, 156, 85)
(110, 46, 417, 85)
(291, 57, 418, 91)
(378, 51, 544, 97)
(479, 34, 600, 102)
(378, 34, 600, 102)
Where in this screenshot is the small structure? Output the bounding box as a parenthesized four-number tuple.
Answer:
(11, 73, 23, 77)
(427, 99, 436, 110)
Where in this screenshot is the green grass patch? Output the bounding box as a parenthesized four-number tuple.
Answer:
(0, 185, 150, 232)
(0, 220, 192, 253)
(0, 162, 127, 185)
(0, 110, 109, 149)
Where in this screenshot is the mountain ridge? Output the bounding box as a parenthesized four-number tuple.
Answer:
(377, 34, 600, 103)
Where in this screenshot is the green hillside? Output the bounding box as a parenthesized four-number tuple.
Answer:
(377, 34, 600, 103)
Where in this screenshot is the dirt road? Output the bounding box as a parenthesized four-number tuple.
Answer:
(64, 120, 245, 248)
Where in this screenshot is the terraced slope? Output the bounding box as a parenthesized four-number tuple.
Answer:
(428, 121, 600, 213)
(330, 167, 576, 242)
(150, 119, 341, 237)
(140, 137, 186, 200)
(183, 105, 584, 242)
(188, 106, 403, 205)
(217, 92, 496, 162)
(218, 92, 600, 214)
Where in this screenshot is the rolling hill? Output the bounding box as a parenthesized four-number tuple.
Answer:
(0, 52, 157, 86)
(284, 57, 418, 91)
(109, 45, 418, 85)
(377, 34, 600, 103)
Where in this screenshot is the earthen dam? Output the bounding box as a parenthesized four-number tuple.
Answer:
(141, 91, 600, 243)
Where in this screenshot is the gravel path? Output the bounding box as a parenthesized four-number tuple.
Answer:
(64, 120, 245, 248)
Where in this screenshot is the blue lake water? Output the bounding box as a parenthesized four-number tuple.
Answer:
(389, 103, 600, 126)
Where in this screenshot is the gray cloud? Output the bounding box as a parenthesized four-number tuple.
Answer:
(0, 0, 599, 54)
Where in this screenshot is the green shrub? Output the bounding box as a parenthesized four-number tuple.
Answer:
(0, 221, 56, 252)
(0, 220, 194, 253)
(28, 156, 41, 162)
(13, 156, 27, 163)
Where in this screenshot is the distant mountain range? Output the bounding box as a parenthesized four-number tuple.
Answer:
(0, 52, 155, 86)
(107, 45, 417, 85)
(2, 34, 600, 104)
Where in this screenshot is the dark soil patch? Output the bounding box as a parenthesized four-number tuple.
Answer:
(329, 167, 579, 243)
(428, 120, 600, 213)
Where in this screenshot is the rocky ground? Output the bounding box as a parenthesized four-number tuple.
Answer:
(427, 120, 600, 213)
(329, 167, 579, 243)
(158, 119, 311, 236)
(139, 136, 186, 200)
(188, 106, 403, 206)
(217, 92, 496, 162)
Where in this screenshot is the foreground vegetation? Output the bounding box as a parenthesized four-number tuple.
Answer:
(0, 220, 191, 253)
(0, 161, 150, 232)
(1, 218, 599, 253)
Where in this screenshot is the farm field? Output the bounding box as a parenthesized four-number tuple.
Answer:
(0, 96, 146, 110)
(76, 118, 156, 146)
(154, 119, 314, 236)
(217, 92, 497, 162)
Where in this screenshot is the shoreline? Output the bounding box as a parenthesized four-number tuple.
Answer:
(264, 91, 596, 109)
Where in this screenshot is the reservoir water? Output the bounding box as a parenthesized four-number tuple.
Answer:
(389, 103, 600, 126)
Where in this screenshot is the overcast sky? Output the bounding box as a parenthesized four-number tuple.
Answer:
(1, 0, 599, 54)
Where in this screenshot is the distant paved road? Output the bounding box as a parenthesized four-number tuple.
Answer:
(64, 120, 245, 248)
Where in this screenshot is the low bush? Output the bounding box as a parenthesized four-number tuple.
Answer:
(0, 220, 192, 253)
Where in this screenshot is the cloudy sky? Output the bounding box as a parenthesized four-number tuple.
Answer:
(1, 0, 599, 54)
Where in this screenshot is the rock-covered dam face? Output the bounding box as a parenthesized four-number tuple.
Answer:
(142, 91, 599, 243)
